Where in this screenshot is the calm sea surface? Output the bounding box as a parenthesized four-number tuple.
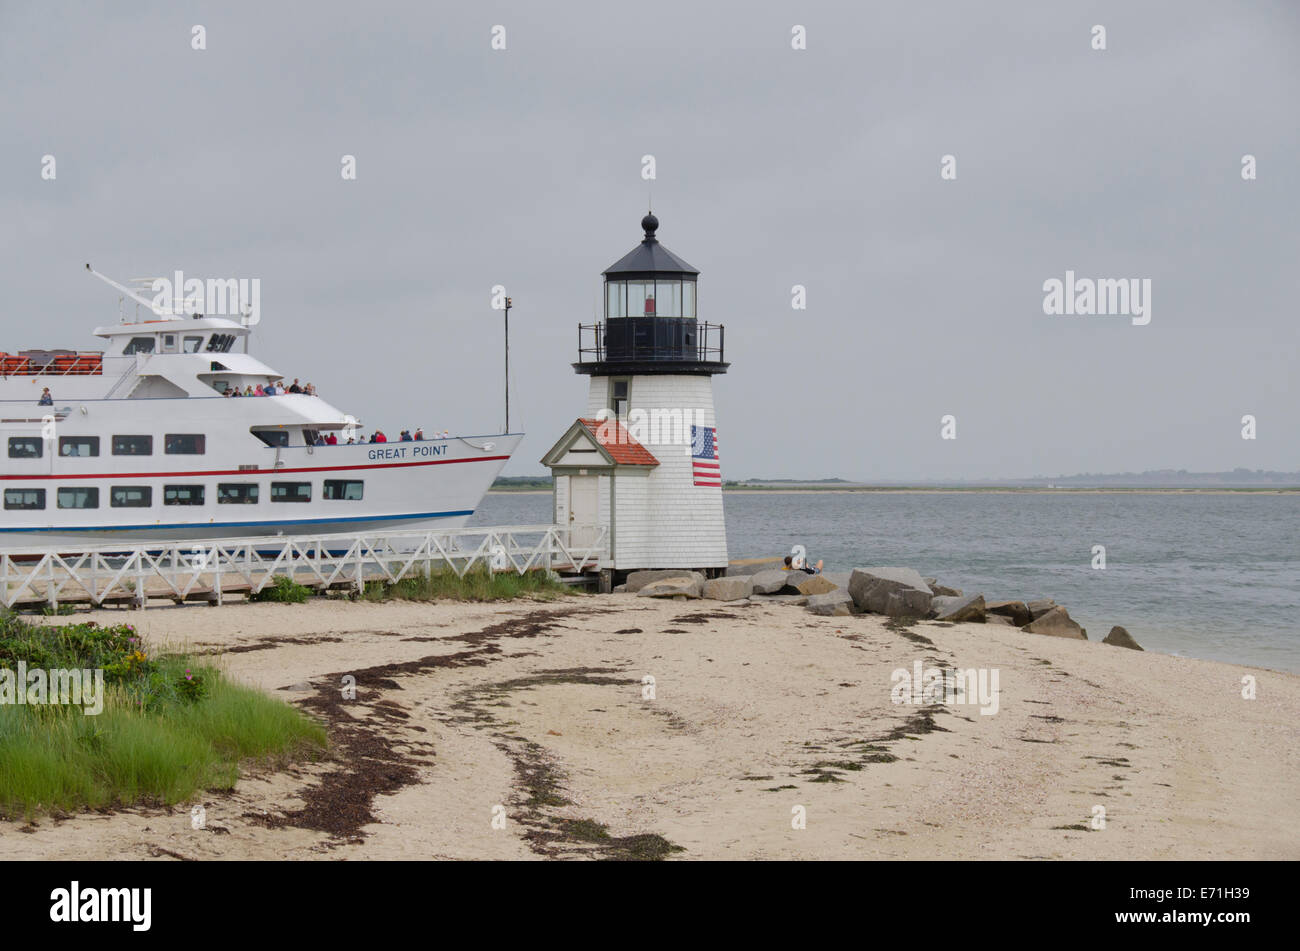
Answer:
(472, 492, 1300, 673)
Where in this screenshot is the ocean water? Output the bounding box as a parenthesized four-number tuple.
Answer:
(472, 491, 1300, 673)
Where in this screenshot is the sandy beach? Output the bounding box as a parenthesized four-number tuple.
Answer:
(4, 594, 1297, 860)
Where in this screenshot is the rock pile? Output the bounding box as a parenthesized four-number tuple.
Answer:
(627, 559, 1142, 649)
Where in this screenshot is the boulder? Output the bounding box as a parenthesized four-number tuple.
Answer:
(806, 589, 854, 616)
(986, 600, 1032, 627)
(822, 571, 852, 591)
(637, 577, 703, 600)
(612, 584, 627, 594)
(985, 613, 1016, 626)
(749, 569, 790, 595)
(750, 593, 808, 606)
(848, 567, 933, 618)
(726, 557, 785, 577)
(927, 580, 963, 597)
(931, 593, 986, 623)
(1027, 598, 1057, 620)
(1023, 606, 1086, 639)
(703, 576, 754, 602)
(625, 569, 705, 593)
(785, 573, 838, 596)
(1102, 625, 1143, 651)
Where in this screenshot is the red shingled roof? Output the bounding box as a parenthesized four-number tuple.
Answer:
(577, 418, 659, 466)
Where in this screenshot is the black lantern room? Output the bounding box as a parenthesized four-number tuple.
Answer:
(575, 214, 727, 376)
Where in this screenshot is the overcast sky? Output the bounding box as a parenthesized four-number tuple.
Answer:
(3, 1, 1297, 480)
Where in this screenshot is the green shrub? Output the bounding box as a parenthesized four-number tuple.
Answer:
(360, 564, 570, 603)
(0, 613, 326, 819)
(248, 575, 312, 603)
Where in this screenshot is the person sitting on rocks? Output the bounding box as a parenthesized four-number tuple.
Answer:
(784, 554, 823, 575)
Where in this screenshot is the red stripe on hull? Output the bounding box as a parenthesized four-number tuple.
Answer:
(0, 454, 512, 481)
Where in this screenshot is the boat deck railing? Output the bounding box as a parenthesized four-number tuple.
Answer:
(0, 524, 608, 610)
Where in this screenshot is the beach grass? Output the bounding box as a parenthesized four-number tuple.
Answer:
(361, 564, 571, 602)
(0, 614, 327, 819)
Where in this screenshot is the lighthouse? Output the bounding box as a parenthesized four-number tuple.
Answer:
(541, 213, 729, 583)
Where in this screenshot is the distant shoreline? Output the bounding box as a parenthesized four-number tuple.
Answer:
(488, 487, 1299, 496)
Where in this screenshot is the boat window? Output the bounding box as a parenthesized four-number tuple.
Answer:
(112, 435, 153, 456)
(164, 433, 205, 454)
(8, 437, 42, 459)
(184, 336, 204, 354)
(253, 430, 289, 448)
(110, 486, 152, 508)
(218, 483, 259, 504)
(4, 488, 45, 510)
(123, 336, 156, 355)
(271, 482, 312, 503)
(160, 334, 178, 353)
(323, 479, 364, 501)
(57, 486, 99, 509)
(59, 436, 100, 457)
(205, 334, 235, 353)
(163, 484, 205, 506)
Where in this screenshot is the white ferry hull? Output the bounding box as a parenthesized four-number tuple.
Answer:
(0, 434, 521, 552)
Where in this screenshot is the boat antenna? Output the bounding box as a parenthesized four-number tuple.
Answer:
(85, 263, 171, 317)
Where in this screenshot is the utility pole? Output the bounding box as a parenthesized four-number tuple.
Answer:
(503, 296, 512, 432)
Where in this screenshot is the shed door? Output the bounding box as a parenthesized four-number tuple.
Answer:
(568, 475, 600, 550)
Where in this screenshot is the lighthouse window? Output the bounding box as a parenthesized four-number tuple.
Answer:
(323, 479, 364, 501)
(165, 434, 206, 454)
(605, 282, 625, 317)
(271, 482, 312, 503)
(110, 486, 152, 508)
(57, 487, 99, 509)
(683, 281, 696, 317)
(163, 484, 205, 506)
(59, 436, 100, 457)
(8, 437, 42, 459)
(122, 336, 156, 355)
(218, 483, 259, 504)
(4, 488, 45, 510)
(626, 280, 652, 317)
(609, 379, 630, 417)
(655, 280, 682, 317)
(112, 435, 153, 456)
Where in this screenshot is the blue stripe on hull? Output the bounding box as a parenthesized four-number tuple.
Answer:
(0, 510, 474, 534)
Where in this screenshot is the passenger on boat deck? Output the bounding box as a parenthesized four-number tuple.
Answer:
(326, 433, 337, 445)
(304, 383, 316, 396)
(442, 430, 449, 439)
(243, 385, 254, 396)
(288, 379, 303, 394)
(313, 434, 326, 446)
(414, 428, 424, 440)
(38, 387, 53, 405)
(399, 430, 412, 441)
(370, 430, 387, 443)
(255, 384, 265, 396)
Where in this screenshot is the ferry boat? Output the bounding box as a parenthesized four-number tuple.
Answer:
(0, 268, 520, 550)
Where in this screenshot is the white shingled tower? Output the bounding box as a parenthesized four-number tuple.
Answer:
(541, 212, 729, 582)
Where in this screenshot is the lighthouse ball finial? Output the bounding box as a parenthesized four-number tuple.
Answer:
(641, 212, 659, 241)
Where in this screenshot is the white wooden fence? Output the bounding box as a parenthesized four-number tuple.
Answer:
(0, 524, 608, 610)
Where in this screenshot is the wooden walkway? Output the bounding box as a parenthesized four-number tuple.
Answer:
(0, 525, 608, 610)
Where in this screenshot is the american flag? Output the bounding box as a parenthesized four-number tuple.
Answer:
(691, 425, 720, 487)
